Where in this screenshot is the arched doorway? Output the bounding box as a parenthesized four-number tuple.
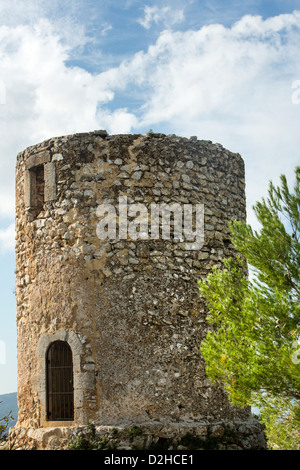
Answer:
(46, 340, 74, 421)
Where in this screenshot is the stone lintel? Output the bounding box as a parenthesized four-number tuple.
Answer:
(25, 150, 51, 170)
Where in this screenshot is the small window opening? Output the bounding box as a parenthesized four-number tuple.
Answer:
(35, 165, 45, 215)
(27, 164, 45, 218)
(25, 160, 57, 222)
(46, 341, 74, 421)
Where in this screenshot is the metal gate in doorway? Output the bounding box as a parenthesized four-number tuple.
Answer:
(46, 340, 74, 421)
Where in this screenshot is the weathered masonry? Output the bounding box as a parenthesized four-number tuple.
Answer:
(11, 131, 266, 450)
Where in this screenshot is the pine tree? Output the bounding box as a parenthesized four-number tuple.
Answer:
(198, 166, 300, 449)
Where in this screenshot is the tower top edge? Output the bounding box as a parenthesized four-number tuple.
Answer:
(16, 130, 243, 164)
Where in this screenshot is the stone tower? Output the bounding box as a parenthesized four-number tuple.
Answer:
(11, 131, 266, 449)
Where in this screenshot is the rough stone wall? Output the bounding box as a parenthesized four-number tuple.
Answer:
(9, 419, 267, 450)
(15, 131, 250, 435)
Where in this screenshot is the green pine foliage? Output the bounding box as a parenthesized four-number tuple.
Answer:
(0, 407, 14, 446)
(198, 167, 300, 450)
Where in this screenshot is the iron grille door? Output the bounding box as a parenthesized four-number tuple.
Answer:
(46, 341, 74, 421)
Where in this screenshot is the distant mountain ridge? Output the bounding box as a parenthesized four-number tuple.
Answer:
(0, 392, 18, 431)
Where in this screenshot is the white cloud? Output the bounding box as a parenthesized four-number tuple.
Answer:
(0, 224, 15, 251)
(99, 108, 138, 134)
(138, 5, 184, 29)
(0, 18, 136, 220)
(0, 8, 300, 241)
(0, 0, 90, 49)
(101, 22, 113, 36)
(106, 11, 300, 226)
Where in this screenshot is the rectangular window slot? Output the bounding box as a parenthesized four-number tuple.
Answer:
(24, 158, 56, 222)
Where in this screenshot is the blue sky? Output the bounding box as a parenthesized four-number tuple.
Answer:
(0, 0, 300, 394)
